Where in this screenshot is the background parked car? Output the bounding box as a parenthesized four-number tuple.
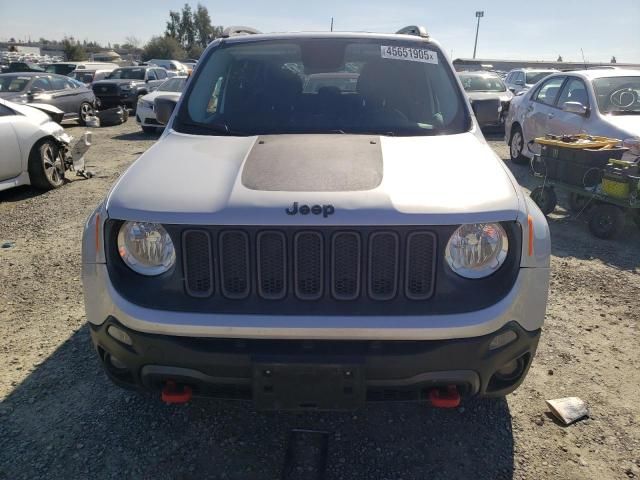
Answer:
(504, 68, 556, 94)
(43, 62, 119, 76)
(4, 62, 46, 73)
(136, 76, 187, 133)
(0, 72, 96, 125)
(146, 59, 189, 75)
(70, 68, 115, 85)
(0, 98, 72, 191)
(91, 66, 168, 111)
(505, 69, 640, 164)
(459, 71, 513, 129)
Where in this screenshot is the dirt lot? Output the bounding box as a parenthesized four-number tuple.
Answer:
(1, 119, 639, 480)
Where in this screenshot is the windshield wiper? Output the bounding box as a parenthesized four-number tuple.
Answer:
(179, 120, 250, 136)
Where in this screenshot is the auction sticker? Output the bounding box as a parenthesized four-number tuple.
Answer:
(381, 45, 438, 64)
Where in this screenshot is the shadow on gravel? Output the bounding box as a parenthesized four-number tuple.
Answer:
(0, 185, 43, 204)
(0, 326, 515, 480)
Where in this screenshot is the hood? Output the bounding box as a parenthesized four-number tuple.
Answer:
(106, 131, 521, 225)
(0, 91, 23, 101)
(142, 90, 182, 103)
(93, 78, 145, 86)
(2, 98, 52, 124)
(602, 114, 640, 138)
(467, 91, 513, 102)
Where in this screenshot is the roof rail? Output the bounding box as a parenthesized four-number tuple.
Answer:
(396, 25, 429, 38)
(221, 26, 262, 38)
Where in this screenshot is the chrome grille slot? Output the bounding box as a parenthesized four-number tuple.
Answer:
(219, 231, 250, 299)
(257, 231, 287, 300)
(331, 232, 361, 300)
(183, 230, 213, 297)
(294, 231, 323, 300)
(368, 232, 399, 300)
(405, 232, 436, 300)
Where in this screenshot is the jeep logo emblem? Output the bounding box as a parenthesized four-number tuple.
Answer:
(286, 202, 335, 218)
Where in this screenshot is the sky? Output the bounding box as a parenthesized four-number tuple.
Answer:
(1, 0, 639, 63)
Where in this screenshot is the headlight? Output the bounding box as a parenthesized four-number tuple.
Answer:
(445, 223, 509, 279)
(117, 222, 175, 276)
(120, 83, 134, 91)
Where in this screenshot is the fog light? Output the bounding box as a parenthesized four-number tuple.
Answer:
(497, 360, 518, 377)
(488, 330, 517, 350)
(495, 357, 525, 382)
(107, 325, 133, 346)
(108, 355, 127, 370)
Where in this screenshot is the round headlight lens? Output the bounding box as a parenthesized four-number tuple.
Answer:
(117, 222, 175, 276)
(445, 223, 509, 279)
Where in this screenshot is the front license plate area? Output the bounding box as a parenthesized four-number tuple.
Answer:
(253, 363, 365, 411)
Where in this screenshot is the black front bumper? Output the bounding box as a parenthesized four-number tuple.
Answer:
(95, 91, 137, 108)
(91, 318, 540, 408)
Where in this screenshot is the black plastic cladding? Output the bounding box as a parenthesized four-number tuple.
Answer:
(104, 221, 522, 316)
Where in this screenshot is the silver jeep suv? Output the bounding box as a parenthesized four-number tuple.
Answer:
(82, 25, 550, 410)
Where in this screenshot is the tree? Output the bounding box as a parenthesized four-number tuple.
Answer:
(179, 3, 196, 50)
(163, 3, 223, 58)
(62, 37, 87, 61)
(166, 10, 181, 38)
(556, 55, 563, 62)
(193, 3, 214, 48)
(611, 56, 617, 64)
(125, 36, 141, 49)
(142, 36, 187, 61)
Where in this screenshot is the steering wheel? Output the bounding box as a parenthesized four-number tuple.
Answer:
(609, 85, 639, 108)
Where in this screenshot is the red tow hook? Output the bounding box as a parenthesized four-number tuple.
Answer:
(429, 385, 461, 408)
(161, 380, 193, 405)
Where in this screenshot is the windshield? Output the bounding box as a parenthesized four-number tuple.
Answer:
(592, 76, 640, 115)
(45, 64, 76, 75)
(178, 38, 469, 136)
(71, 71, 95, 83)
(108, 68, 145, 80)
(459, 74, 506, 92)
(0, 75, 30, 92)
(158, 77, 187, 92)
(526, 71, 554, 85)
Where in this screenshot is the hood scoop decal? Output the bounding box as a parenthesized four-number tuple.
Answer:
(241, 134, 383, 192)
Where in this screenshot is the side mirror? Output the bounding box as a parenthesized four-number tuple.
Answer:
(562, 101, 588, 115)
(508, 87, 516, 93)
(155, 96, 178, 125)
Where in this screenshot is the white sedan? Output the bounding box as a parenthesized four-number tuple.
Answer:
(0, 98, 90, 192)
(136, 76, 187, 133)
(505, 69, 640, 164)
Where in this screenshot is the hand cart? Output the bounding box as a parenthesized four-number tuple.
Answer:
(528, 134, 640, 239)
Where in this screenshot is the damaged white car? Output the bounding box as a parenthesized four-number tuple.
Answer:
(0, 98, 91, 192)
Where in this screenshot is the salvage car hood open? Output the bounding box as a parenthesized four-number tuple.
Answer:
(106, 131, 521, 225)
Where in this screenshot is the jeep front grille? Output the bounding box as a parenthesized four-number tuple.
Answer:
(182, 228, 436, 302)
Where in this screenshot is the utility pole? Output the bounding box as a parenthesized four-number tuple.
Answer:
(330, 17, 334, 32)
(473, 11, 484, 59)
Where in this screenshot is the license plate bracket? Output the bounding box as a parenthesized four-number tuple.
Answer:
(253, 362, 365, 411)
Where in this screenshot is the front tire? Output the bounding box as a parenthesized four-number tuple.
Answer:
(28, 140, 65, 190)
(509, 126, 529, 165)
(78, 102, 94, 126)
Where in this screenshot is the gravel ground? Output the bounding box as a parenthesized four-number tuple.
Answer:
(0, 120, 639, 480)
